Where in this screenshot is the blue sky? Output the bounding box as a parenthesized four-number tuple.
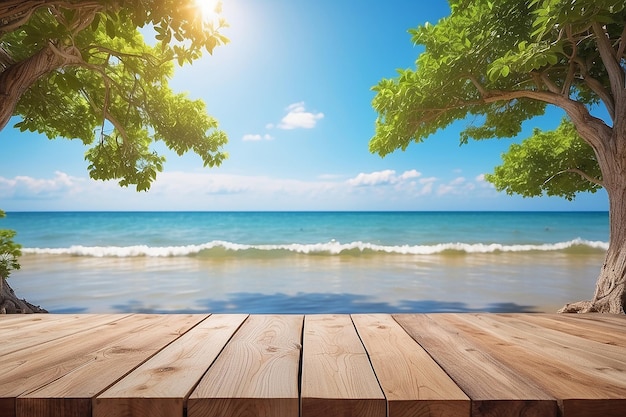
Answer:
(0, 0, 609, 211)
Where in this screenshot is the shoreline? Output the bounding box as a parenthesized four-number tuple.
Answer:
(10, 250, 601, 315)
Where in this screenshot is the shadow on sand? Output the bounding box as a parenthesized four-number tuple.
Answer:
(85, 292, 541, 314)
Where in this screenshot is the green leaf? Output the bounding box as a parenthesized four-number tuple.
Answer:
(105, 18, 116, 38)
(91, 13, 101, 31)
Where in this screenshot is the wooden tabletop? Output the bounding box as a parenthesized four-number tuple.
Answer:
(1, 313, 625, 417)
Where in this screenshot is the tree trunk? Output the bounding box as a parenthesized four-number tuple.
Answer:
(559, 145, 626, 314)
(0, 42, 81, 130)
(0, 277, 47, 313)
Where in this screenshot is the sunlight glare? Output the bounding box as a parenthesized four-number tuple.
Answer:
(195, 0, 223, 26)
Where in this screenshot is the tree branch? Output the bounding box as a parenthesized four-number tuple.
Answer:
(615, 24, 626, 62)
(539, 72, 561, 94)
(543, 168, 604, 188)
(46, 42, 82, 65)
(81, 83, 129, 147)
(0, 45, 15, 72)
(420, 76, 611, 151)
(480, 87, 611, 152)
(74, 54, 131, 146)
(573, 57, 615, 121)
(467, 75, 490, 98)
(0, 1, 39, 34)
(560, 25, 578, 96)
(102, 107, 129, 144)
(562, 60, 575, 96)
(0, 1, 106, 33)
(482, 88, 563, 107)
(591, 22, 624, 108)
(88, 46, 164, 67)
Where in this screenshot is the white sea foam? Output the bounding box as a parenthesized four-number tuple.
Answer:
(22, 238, 609, 257)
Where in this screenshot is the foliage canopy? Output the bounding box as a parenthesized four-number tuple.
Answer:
(0, 0, 230, 191)
(370, 0, 626, 200)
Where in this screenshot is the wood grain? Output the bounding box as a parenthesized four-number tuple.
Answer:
(0, 314, 131, 356)
(1, 314, 141, 417)
(394, 314, 557, 417)
(93, 314, 248, 417)
(301, 314, 385, 417)
(187, 315, 303, 417)
(521, 314, 626, 347)
(0, 314, 56, 330)
(15, 314, 205, 417)
(1, 313, 626, 417)
(438, 314, 626, 417)
(352, 314, 470, 417)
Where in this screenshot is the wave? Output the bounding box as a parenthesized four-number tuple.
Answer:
(22, 238, 609, 258)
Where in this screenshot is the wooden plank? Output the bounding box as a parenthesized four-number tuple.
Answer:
(0, 314, 141, 417)
(16, 314, 205, 417)
(0, 314, 49, 329)
(394, 314, 557, 417)
(187, 315, 303, 417)
(467, 314, 626, 384)
(93, 314, 248, 417)
(545, 313, 626, 337)
(351, 314, 469, 417)
(301, 314, 385, 417)
(517, 314, 626, 348)
(0, 314, 132, 356)
(439, 314, 626, 417)
(567, 313, 626, 328)
(1, 313, 625, 417)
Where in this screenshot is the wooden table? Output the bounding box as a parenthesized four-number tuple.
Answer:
(1, 313, 625, 417)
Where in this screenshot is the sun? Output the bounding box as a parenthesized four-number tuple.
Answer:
(194, 0, 223, 26)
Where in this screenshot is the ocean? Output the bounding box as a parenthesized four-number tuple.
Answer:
(1, 211, 609, 314)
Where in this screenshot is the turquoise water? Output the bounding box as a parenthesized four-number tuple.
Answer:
(2, 211, 609, 314)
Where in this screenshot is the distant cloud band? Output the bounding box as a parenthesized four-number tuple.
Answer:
(0, 169, 496, 211)
(347, 169, 421, 187)
(242, 133, 273, 141)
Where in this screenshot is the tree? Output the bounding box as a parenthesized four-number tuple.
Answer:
(369, 0, 626, 313)
(1, 0, 229, 191)
(0, 0, 229, 312)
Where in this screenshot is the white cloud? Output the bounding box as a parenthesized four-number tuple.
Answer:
(437, 176, 478, 196)
(419, 182, 434, 195)
(347, 170, 422, 187)
(418, 177, 438, 195)
(437, 184, 455, 196)
(317, 174, 343, 180)
(0, 171, 83, 200)
(420, 177, 438, 184)
(242, 133, 273, 141)
(347, 170, 396, 186)
(399, 170, 421, 180)
(277, 102, 324, 130)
